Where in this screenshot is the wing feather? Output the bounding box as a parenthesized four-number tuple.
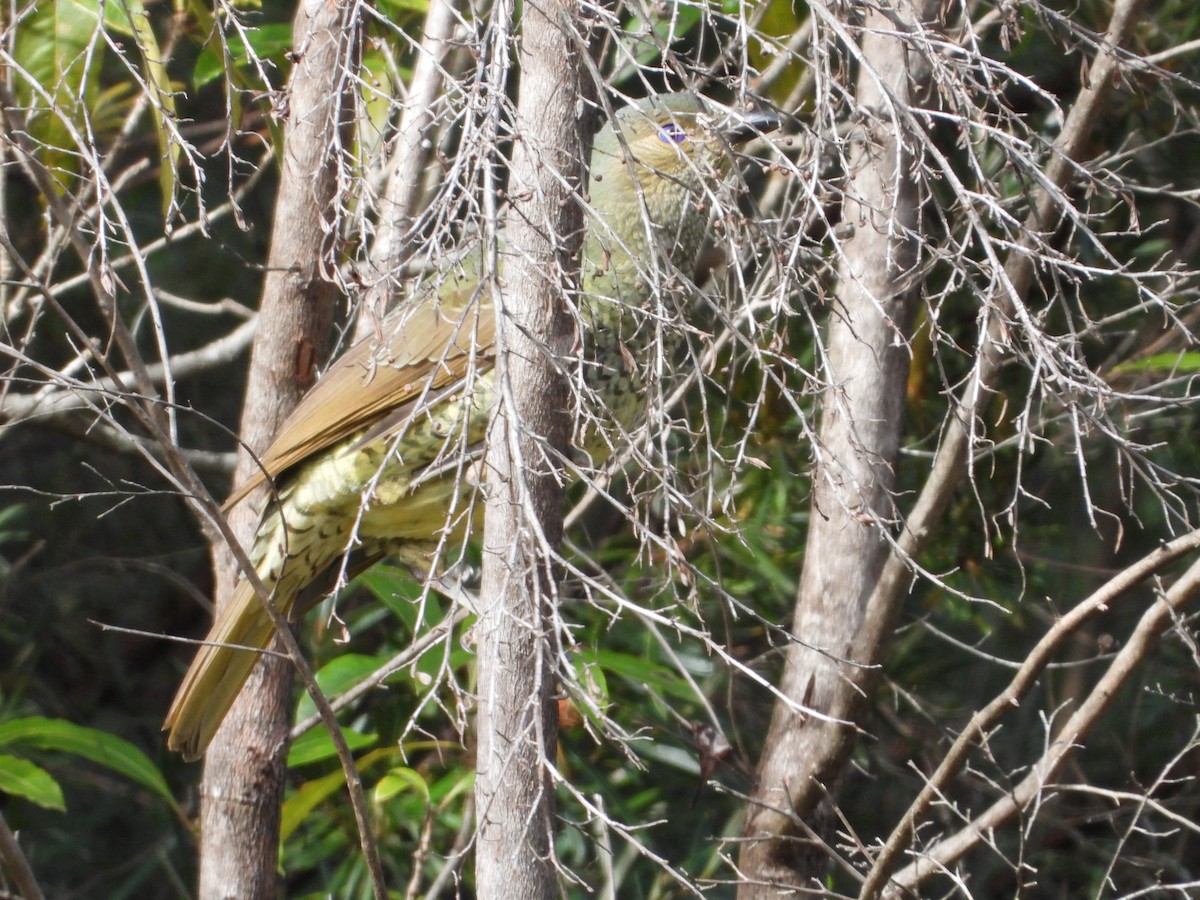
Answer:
(225, 272, 494, 510)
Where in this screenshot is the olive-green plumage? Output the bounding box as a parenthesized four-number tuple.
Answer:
(164, 94, 776, 759)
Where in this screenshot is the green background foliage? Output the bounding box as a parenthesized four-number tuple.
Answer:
(3, 0, 1200, 896)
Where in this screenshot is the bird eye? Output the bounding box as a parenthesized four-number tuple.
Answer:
(658, 123, 687, 145)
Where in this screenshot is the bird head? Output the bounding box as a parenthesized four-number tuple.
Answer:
(591, 93, 777, 186)
(585, 93, 778, 276)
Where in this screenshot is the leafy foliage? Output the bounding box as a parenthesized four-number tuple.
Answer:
(2, 0, 1200, 897)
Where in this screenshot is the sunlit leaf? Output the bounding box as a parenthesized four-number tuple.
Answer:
(294, 653, 389, 724)
(374, 766, 429, 804)
(287, 725, 379, 768)
(0, 754, 66, 811)
(192, 22, 293, 89)
(373, 0, 429, 14)
(1114, 351, 1200, 374)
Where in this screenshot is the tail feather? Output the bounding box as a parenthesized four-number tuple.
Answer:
(163, 579, 283, 761)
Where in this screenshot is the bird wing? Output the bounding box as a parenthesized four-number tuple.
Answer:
(225, 273, 495, 511)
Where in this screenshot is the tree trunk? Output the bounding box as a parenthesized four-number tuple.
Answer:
(197, 1, 359, 895)
(738, 3, 935, 894)
(474, 0, 587, 896)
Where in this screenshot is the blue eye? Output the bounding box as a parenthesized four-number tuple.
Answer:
(658, 123, 687, 145)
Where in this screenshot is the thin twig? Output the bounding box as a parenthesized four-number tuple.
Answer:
(0, 811, 45, 900)
(884, 553, 1200, 895)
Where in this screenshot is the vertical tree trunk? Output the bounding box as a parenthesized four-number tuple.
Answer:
(197, 1, 359, 895)
(474, 1, 586, 897)
(738, 3, 935, 894)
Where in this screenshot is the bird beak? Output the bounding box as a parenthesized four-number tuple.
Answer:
(725, 109, 781, 145)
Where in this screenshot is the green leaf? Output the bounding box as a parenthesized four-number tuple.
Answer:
(373, 766, 429, 804)
(192, 22, 293, 89)
(183, 2, 284, 153)
(634, 739, 701, 777)
(281, 746, 395, 841)
(110, 0, 179, 216)
(593, 649, 671, 689)
(287, 726, 378, 768)
(373, 0, 429, 14)
(280, 748, 398, 840)
(12, 0, 106, 188)
(0, 717, 172, 805)
(1114, 351, 1200, 374)
(594, 648, 697, 704)
(294, 653, 388, 723)
(281, 767, 349, 842)
(97, 0, 137, 36)
(427, 767, 474, 806)
(0, 504, 27, 544)
(0, 754, 66, 811)
(613, 6, 704, 84)
(359, 564, 431, 631)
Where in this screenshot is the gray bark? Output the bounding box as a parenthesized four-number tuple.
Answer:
(474, 0, 587, 896)
(740, 0, 1152, 892)
(738, 3, 935, 894)
(197, 0, 359, 895)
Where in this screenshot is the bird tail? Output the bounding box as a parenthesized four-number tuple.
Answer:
(163, 577, 283, 761)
